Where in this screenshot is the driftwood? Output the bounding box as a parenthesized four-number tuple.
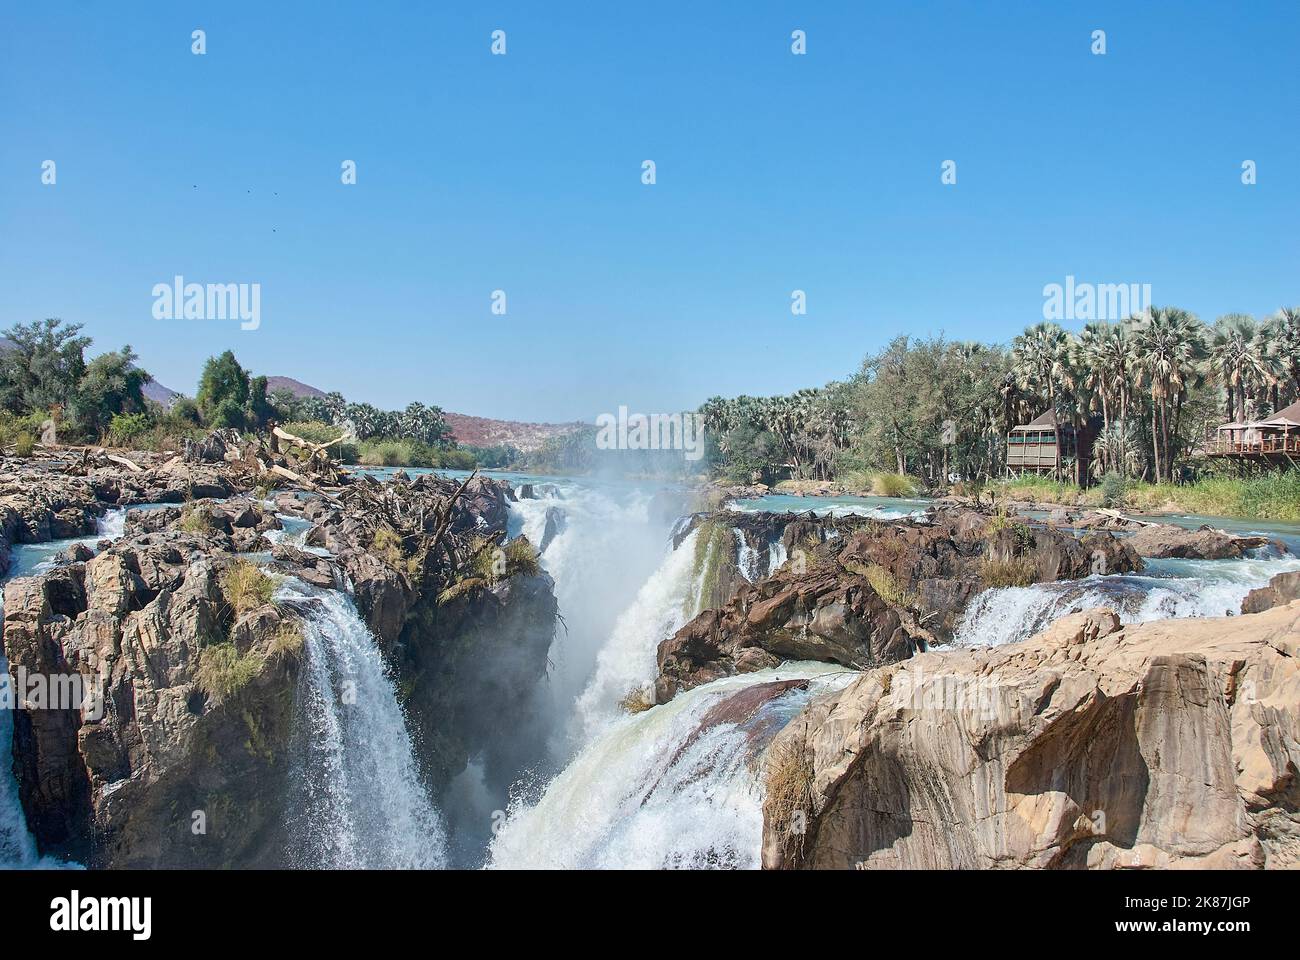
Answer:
(272, 425, 346, 454)
(105, 453, 145, 473)
(1094, 508, 1162, 528)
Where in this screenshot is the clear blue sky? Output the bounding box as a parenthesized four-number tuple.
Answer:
(2, 2, 1296, 422)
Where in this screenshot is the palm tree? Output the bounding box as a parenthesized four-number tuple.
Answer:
(1261, 307, 1300, 408)
(1208, 314, 1269, 422)
(1011, 322, 1069, 412)
(1131, 307, 1207, 482)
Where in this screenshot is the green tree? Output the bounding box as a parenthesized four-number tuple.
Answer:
(196, 350, 251, 429)
(70, 345, 150, 438)
(0, 318, 92, 414)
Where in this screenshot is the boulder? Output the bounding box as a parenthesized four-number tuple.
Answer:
(761, 602, 1300, 870)
(1241, 570, 1300, 614)
(1126, 523, 1278, 560)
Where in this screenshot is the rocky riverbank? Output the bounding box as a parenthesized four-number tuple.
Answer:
(1, 449, 557, 867)
(761, 593, 1300, 870)
(654, 506, 1143, 702)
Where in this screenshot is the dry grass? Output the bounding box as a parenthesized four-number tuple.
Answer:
(843, 558, 917, 609)
(180, 505, 217, 535)
(220, 560, 275, 617)
(266, 621, 304, 661)
(504, 537, 540, 577)
(980, 556, 1039, 588)
(195, 643, 262, 700)
(618, 687, 656, 714)
(765, 736, 815, 865)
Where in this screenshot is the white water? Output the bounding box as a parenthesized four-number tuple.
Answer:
(280, 581, 446, 868)
(507, 482, 679, 753)
(574, 528, 707, 741)
(956, 552, 1300, 648)
(734, 529, 761, 582)
(488, 663, 850, 869)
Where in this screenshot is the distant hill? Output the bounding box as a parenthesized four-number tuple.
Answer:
(142, 377, 179, 407)
(265, 376, 326, 399)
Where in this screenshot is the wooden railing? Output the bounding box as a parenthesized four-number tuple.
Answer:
(1204, 436, 1300, 456)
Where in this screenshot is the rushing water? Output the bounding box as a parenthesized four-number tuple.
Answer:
(281, 581, 446, 868)
(488, 663, 851, 869)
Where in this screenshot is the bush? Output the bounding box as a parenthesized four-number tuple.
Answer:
(1100, 471, 1126, 508)
(871, 472, 918, 497)
(504, 537, 540, 577)
(220, 560, 275, 617)
(979, 557, 1038, 588)
(13, 431, 35, 457)
(196, 642, 262, 700)
(107, 412, 152, 447)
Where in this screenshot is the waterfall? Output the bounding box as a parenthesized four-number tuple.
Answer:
(488, 663, 850, 869)
(956, 553, 1300, 649)
(280, 581, 446, 868)
(507, 482, 677, 752)
(734, 529, 761, 582)
(574, 529, 706, 740)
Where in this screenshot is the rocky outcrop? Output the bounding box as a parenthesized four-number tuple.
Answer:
(1241, 570, 1300, 614)
(655, 508, 1142, 702)
(3, 533, 302, 867)
(762, 602, 1300, 869)
(1125, 523, 1280, 560)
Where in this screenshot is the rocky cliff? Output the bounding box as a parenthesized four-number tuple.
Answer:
(761, 601, 1300, 870)
(655, 507, 1142, 703)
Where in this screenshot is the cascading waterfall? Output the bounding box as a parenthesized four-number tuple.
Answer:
(280, 581, 446, 868)
(734, 529, 761, 582)
(507, 482, 679, 752)
(488, 663, 851, 869)
(956, 552, 1300, 648)
(574, 528, 707, 740)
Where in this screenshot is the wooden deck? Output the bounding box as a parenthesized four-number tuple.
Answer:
(1205, 436, 1300, 459)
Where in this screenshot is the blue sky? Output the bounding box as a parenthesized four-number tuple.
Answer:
(2, 1, 1296, 422)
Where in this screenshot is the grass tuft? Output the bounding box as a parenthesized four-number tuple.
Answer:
(195, 642, 262, 700)
(220, 560, 276, 617)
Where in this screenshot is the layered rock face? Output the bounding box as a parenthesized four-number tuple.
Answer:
(4, 528, 300, 867)
(655, 508, 1141, 703)
(4, 462, 558, 867)
(761, 602, 1300, 870)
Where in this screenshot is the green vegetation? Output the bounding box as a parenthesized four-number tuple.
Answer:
(849, 561, 918, 609)
(684, 521, 732, 615)
(13, 431, 35, 457)
(196, 642, 263, 700)
(697, 305, 1300, 513)
(992, 472, 1300, 522)
(220, 560, 276, 617)
(266, 622, 304, 662)
(107, 412, 151, 446)
(503, 537, 540, 577)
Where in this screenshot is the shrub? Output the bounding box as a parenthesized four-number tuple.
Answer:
(1100, 471, 1126, 508)
(13, 431, 35, 457)
(266, 621, 304, 661)
(871, 472, 918, 497)
(504, 537, 540, 577)
(196, 642, 262, 700)
(372, 527, 406, 567)
(220, 560, 275, 617)
(979, 557, 1038, 588)
(107, 412, 152, 447)
(860, 562, 918, 608)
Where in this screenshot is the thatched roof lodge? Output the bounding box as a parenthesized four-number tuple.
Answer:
(1207, 399, 1300, 466)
